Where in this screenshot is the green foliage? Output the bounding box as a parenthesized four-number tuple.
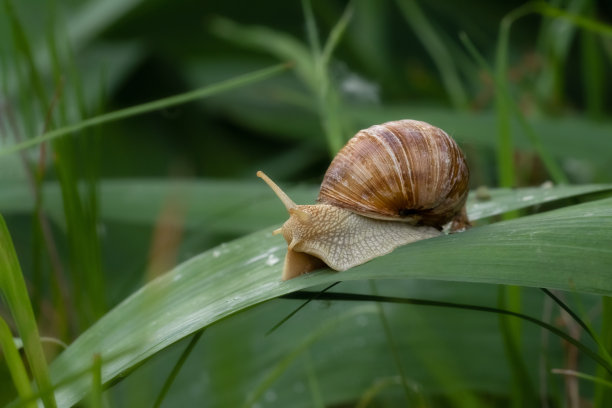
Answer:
(1, 0, 612, 407)
(0, 215, 56, 408)
(0, 317, 35, 407)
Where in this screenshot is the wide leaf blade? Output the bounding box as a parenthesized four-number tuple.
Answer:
(44, 195, 612, 406)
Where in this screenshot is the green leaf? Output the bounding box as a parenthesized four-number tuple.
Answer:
(210, 18, 315, 89)
(0, 63, 290, 157)
(108, 279, 576, 407)
(0, 214, 56, 408)
(1, 180, 610, 234)
(0, 317, 35, 407)
(395, 0, 468, 109)
(44, 194, 612, 406)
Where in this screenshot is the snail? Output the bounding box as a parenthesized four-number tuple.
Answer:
(258, 119, 470, 280)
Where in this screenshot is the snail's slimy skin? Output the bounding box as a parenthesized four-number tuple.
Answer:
(278, 204, 439, 280)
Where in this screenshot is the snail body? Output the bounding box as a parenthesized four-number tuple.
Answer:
(258, 119, 470, 280)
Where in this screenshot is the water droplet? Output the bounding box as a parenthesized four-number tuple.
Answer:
(266, 254, 279, 266)
(540, 181, 554, 189)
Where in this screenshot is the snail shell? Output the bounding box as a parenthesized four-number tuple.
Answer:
(318, 119, 469, 227)
(258, 119, 470, 280)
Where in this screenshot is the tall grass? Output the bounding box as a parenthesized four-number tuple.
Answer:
(1, 0, 611, 407)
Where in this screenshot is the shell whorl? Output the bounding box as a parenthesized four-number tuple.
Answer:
(317, 119, 469, 227)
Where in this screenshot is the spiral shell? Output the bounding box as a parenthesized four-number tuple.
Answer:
(317, 119, 469, 228)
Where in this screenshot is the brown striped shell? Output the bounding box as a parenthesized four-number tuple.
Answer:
(318, 119, 469, 228)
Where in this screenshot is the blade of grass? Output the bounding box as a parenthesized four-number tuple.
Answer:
(6, 347, 132, 408)
(369, 281, 412, 405)
(495, 1, 612, 185)
(320, 1, 354, 69)
(535, 1, 612, 35)
(243, 305, 377, 408)
(540, 288, 597, 343)
(317, 0, 353, 154)
(54, 137, 107, 328)
(0, 317, 36, 408)
(533, 0, 584, 110)
(1, 181, 610, 232)
(345, 1, 391, 83)
(45, 1, 108, 330)
(580, 3, 604, 119)
(41, 196, 612, 407)
(510, 103, 568, 184)
(495, 14, 516, 190)
(300, 0, 335, 153)
(595, 297, 612, 407)
(494, 7, 612, 402)
(4, 0, 49, 114)
(459, 31, 491, 74)
(152, 330, 204, 408)
(211, 6, 354, 155)
(0, 63, 291, 157)
(66, 0, 146, 51)
(304, 349, 324, 408)
(460, 32, 568, 184)
(493, 10, 612, 388)
(266, 282, 340, 335)
(552, 369, 612, 389)
(0, 214, 57, 408)
(496, 4, 564, 186)
(282, 291, 612, 374)
(498, 285, 537, 406)
(395, 0, 468, 109)
(2, 0, 145, 102)
(298, 0, 353, 154)
(301, 0, 322, 60)
(356, 376, 427, 408)
(87, 354, 102, 408)
(1, 91, 71, 342)
(210, 18, 315, 88)
(5, 0, 69, 340)
(492, 4, 579, 403)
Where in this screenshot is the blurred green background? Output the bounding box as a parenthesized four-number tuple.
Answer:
(1, 0, 612, 407)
